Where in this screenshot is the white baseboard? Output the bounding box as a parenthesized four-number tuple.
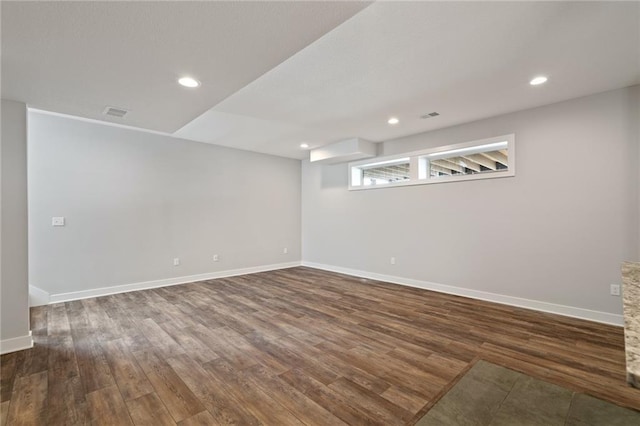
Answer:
(29, 260, 624, 326)
(0, 331, 33, 355)
(301, 261, 624, 327)
(33, 261, 301, 305)
(29, 285, 51, 307)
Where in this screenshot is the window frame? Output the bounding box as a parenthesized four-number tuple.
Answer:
(357, 157, 411, 187)
(348, 134, 515, 190)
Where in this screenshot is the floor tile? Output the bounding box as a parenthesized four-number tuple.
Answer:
(489, 375, 573, 426)
(566, 393, 640, 426)
(465, 360, 521, 392)
(416, 367, 510, 426)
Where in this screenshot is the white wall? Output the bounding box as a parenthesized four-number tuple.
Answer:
(636, 87, 640, 260)
(1, 99, 32, 353)
(302, 86, 640, 321)
(28, 112, 301, 299)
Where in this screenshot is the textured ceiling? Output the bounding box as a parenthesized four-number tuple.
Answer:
(2, 1, 639, 159)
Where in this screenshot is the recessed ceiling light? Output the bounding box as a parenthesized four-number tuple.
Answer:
(529, 76, 548, 86)
(300, 143, 309, 149)
(388, 117, 399, 125)
(178, 77, 200, 88)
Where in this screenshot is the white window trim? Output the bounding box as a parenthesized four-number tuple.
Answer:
(348, 134, 515, 190)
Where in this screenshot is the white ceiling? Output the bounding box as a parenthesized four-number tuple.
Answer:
(3, 1, 639, 160)
(1, 1, 370, 132)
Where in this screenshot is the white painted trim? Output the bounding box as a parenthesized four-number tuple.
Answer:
(348, 133, 515, 190)
(29, 285, 50, 307)
(41, 262, 301, 304)
(28, 107, 174, 138)
(301, 261, 624, 326)
(0, 331, 34, 355)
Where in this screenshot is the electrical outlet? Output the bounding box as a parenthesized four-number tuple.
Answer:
(213, 254, 219, 262)
(390, 257, 396, 265)
(610, 284, 620, 296)
(283, 247, 288, 254)
(173, 258, 180, 266)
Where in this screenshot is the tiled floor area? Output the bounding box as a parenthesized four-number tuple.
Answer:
(416, 360, 640, 426)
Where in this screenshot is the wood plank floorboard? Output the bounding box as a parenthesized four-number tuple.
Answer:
(1, 266, 638, 425)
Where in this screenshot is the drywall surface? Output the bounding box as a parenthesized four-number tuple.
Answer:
(302, 86, 639, 316)
(1, 99, 31, 351)
(635, 86, 640, 261)
(28, 112, 301, 296)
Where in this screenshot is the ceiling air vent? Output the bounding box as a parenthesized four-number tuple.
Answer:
(102, 106, 129, 118)
(420, 112, 440, 119)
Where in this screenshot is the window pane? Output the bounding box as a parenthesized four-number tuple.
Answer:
(428, 148, 508, 178)
(362, 160, 410, 186)
(349, 135, 514, 190)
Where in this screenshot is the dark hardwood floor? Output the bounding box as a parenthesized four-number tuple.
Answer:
(1, 267, 638, 425)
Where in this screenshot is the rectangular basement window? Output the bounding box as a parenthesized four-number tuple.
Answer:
(355, 157, 411, 187)
(349, 134, 515, 190)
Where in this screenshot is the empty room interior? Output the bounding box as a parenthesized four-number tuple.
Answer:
(2, 1, 640, 425)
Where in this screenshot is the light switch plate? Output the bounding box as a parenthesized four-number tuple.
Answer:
(52, 217, 65, 227)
